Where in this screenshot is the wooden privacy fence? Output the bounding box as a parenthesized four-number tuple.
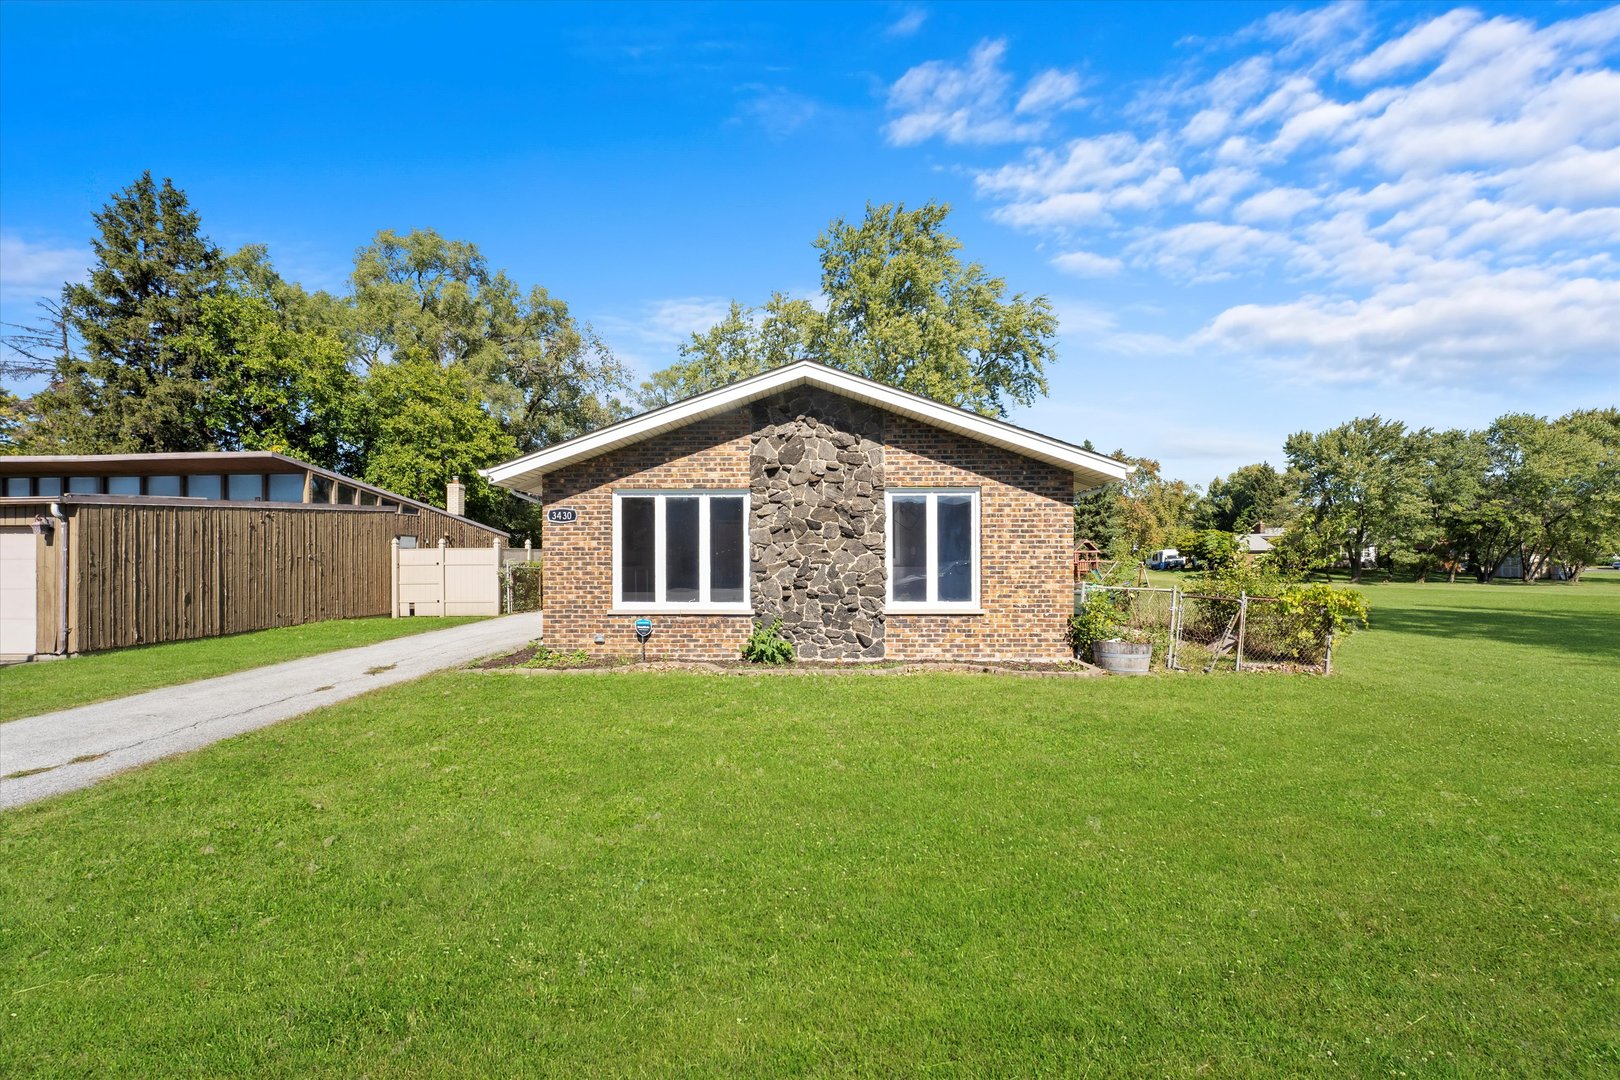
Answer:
(68, 502, 495, 653)
(391, 539, 537, 616)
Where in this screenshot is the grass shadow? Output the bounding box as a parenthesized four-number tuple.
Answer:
(1373, 605, 1620, 663)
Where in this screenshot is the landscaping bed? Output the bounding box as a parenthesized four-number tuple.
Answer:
(473, 643, 1104, 677)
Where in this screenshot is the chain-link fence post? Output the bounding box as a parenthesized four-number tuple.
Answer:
(1236, 591, 1247, 672)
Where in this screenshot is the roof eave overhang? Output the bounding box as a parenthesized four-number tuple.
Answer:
(482, 362, 1130, 495)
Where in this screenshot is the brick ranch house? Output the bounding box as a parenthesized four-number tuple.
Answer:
(482, 361, 1129, 661)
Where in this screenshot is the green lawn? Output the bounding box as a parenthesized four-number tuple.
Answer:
(2, 582, 1616, 1077)
(0, 617, 484, 723)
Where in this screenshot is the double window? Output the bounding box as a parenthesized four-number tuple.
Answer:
(886, 488, 980, 612)
(613, 491, 749, 611)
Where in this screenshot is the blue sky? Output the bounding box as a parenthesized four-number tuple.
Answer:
(2, 0, 1617, 485)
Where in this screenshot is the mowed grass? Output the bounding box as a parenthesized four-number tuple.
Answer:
(2, 584, 1617, 1077)
(0, 616, 484, 723)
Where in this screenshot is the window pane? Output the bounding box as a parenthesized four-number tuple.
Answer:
(107, 476, 140, 496)
(147, 475, 182, 497)
(36, 477, 62, 497)
(68, 476, 100, 494)
(227, 474, 263, 501)
(665, 496, 700, 602)
(620, 497, 656, 603)
(937, 495, 974, 602)
(267, 474, 304, 502)
(892, 496, 929, 602)
(188, 475, 222, 499)
(709, 497, 745, 603)
(308, 474, 333, 502)
(4, 477, 31, 497)
(335, 484, 355, 504)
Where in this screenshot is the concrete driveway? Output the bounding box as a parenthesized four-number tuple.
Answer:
(0, 613, 537, 810)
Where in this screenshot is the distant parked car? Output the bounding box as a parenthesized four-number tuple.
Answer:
(1610, 555, 1620, 569)
(1147, 548, 1186, 571)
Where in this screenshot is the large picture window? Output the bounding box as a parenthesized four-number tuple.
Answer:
(885, 489, 980, 611)
(614, 491, 750, 611)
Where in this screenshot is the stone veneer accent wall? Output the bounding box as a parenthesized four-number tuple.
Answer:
(748, 390, 887, 659)
(884, 414, 1075, 662)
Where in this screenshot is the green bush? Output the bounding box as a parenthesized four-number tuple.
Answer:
(1275, 584, 1371, 661)
(1067, 593, 1123, 662)
(505, 563, 543, 613)
(1193, 558, 1295, 599)
(1183, 529, 1240, 572)
(522, 646, 592, 669)
(741, 619, 795, 664)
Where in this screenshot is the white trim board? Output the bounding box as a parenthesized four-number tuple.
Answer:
(481, 361, 1130, 495)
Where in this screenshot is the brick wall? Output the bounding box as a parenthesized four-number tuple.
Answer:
(539, 398, 1074, 663)
(540, 409, 755, 658)
(883, 416, 1075, 662)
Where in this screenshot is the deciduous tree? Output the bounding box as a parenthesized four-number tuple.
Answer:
(644, 202, 1056, 417)
(350, 228, 628, 452)
(1284, 416, 1415, 583)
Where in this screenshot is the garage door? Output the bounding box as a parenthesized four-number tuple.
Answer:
(0, 528, 38, 656)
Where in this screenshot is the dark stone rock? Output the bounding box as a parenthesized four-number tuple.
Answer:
(749, 389, 888, 659)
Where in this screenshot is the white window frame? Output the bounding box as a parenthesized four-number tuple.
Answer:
(611, 489, 752, 613)
(884, 487, 982, 614)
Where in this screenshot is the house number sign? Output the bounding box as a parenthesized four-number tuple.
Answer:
(546, 507, 577, 524)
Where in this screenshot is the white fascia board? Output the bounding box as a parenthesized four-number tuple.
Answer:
(481, 361, 1131, 493)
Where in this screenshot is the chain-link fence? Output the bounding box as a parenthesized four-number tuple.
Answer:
(1076, 584, 1335, 674)
(501, 544, 542, 613)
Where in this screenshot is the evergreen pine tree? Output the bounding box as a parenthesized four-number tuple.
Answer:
(37, 172, 222, 451)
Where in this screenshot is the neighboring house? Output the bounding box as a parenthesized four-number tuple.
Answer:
(1238, 522, 1286, 556)
(0, 452, 504, 660)
(483, 361, 1130, 662)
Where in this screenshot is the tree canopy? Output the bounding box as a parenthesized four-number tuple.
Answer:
(1, 176, 628, 540)
(641, 201, 1056, 418)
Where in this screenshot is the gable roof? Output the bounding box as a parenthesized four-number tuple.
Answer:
(482, 361, 1131, 494)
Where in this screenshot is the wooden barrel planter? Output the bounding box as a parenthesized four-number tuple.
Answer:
(1092, 640, 1152, 676)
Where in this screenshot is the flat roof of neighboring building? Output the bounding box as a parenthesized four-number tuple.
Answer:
(0, 451, 506, 536)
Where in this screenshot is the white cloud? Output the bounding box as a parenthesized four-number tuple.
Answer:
(733, 85, 819, 138)
(1051, 250, 1123, 277)
(1016, 69, 1085, 114)
(594, 296, 733, 374)
(887, 5, 1620, 387)
(884, 39, 1082, 146)
(1198, 270, 1620, 384)
(884, 8, 927, 39)
(0, 235, 87, 298)
(1232, 186, 1318, 224)
(1346, 8, 1482, 82)
(1129, 222, 1297, 283)
(640, 297, 733, 342)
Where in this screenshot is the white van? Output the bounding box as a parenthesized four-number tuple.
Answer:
(1147, 548, 1185, 571)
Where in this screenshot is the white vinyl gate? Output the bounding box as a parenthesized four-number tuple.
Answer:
(0, 528, 38, 657)
(391, 539, 502, 617)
